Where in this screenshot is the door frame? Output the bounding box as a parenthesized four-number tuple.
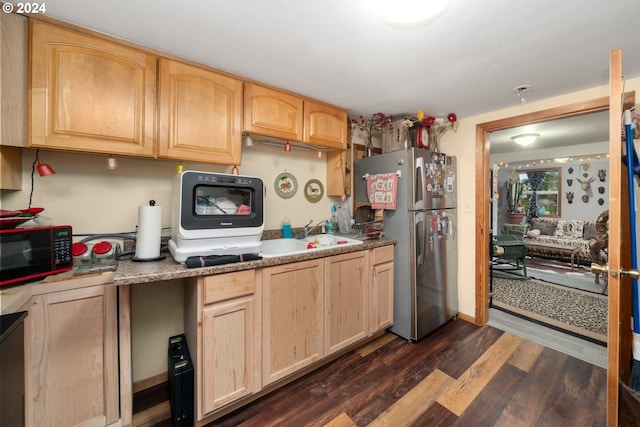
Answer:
(474, 96, 612, 323)
(474, 68, 635, 424)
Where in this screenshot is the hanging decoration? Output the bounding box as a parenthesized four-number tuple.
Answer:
(577, 177, 595, 191)
(566, 192, 574, 204)
(598, 169, 607, 181)
(274, 171, 297, 199)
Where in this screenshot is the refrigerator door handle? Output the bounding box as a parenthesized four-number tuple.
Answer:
(414, 155, 427, 210)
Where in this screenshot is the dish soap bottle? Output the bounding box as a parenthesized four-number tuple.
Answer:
(281, 217, 293, 238)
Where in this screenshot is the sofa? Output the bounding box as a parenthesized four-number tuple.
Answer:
(519, 217, 598, 263)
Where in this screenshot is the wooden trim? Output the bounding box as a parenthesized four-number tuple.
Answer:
(475, 96, 611, 326)
(119, 285, 133, 427)
(456, 312, 476, 324)
(606, 49, 635, 427)
(132, 372, 168, 394)
(606, 49, 623, 427)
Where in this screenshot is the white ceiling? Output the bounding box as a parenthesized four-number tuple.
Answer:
(489, 110, 609, 155)
(38, 0, 638, 152)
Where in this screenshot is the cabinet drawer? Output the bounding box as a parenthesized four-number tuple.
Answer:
(372, 245, 394, 265)
(204, 270, 255, 305)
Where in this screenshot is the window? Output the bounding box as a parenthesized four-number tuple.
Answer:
(515, 168, 561, 217)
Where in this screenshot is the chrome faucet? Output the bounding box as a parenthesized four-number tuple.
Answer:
(297, 219, 327, 239)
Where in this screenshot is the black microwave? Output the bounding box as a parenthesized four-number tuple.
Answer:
(0, 225, 73, 287)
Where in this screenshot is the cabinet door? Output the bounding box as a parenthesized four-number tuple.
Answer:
(262, 259, 323, 385)
(28, 284, 118, 427)
(303, 100, 348, 149)
(158, 59, 243, 165)
(325, 251, 368, 355)
(29, 21, 156, 157)
(201, 295, 256, 414)
(243, 83, 303, 142)
(326, 150, 350, 197)
(1, 10, 28, 148)
(371, 246, 395, 333)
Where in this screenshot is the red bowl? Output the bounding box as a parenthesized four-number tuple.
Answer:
(0, 216, 34, 229)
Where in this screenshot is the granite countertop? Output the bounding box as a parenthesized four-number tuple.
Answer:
(0, 237, 396, 313)
(114, 237, 396, 286)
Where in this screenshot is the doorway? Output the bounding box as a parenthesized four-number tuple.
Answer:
(474, 96, 612, 325)
(487, 112, 610, 343)
(475, 52, 635, 426)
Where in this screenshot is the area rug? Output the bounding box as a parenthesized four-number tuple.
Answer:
(492, 257, 604, 294)
(491, 276, 608, 344)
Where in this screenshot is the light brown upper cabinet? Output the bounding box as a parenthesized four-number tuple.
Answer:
(29, 20, 156, 157)
(243, 83, 304, 142)
(303, 100, 348, 150)
(158, 59, 243, 165)
(1, 11, 28, 148)
(244, 83, 348, 149)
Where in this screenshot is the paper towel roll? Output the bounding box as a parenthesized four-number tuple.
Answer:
(135, 203, 162, 260)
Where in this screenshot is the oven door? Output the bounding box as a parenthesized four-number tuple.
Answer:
(0, 229, 52, 286)
(179, 172, 264, 235)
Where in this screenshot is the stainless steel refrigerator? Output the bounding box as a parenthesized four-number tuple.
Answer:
(355, 148, 458, 341)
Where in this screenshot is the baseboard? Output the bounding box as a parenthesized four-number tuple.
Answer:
(133, 372, 168, 394)
(456, 312, 476, 324)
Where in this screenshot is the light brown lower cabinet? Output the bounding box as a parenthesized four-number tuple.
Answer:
(324, 251, 369, 355)
(370, 245, 395, 333)
(184, 269, 260, 421)
(27, 281, 119, 427)
(261, 259, 324, 386)
(185, 245, 394, 425)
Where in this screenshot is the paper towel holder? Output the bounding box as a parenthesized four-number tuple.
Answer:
(132, 199, 167, 262)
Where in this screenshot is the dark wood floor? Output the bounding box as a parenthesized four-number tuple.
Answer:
(133, 319, 606, 426)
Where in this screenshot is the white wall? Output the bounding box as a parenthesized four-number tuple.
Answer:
(442, 75, 640, 321)
(2, 143, 343, 233)
(494, 157, 610, 229)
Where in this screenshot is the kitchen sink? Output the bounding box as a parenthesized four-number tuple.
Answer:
(260, 235, 363, 258)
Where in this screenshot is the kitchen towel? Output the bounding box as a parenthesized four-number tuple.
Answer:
(366, 172, 398, 210)
(185, 254, 262, 268)
(135, 202, 162, 260)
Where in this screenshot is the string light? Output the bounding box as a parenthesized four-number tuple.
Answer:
(496, 153, 607, 168)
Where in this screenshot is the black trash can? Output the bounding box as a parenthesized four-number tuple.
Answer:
(168, 334, 194, 427)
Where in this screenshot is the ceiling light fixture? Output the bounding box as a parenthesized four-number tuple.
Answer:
(369, 0, 450, 25)
(512, 85, 531, 104)
(511, 133, 539, 147)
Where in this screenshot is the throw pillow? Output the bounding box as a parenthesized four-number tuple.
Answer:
(531, 219, 556, 236)
(526, 229, 541, 238)
(556, 220, 584, 239)
(583, 223, 597, 240)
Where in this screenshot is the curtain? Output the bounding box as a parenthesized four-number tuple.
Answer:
(527, 171, 545, 218)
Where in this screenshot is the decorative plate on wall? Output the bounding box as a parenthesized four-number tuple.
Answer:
(274, 172, 297, 198)
(304, 179, 324, 203)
